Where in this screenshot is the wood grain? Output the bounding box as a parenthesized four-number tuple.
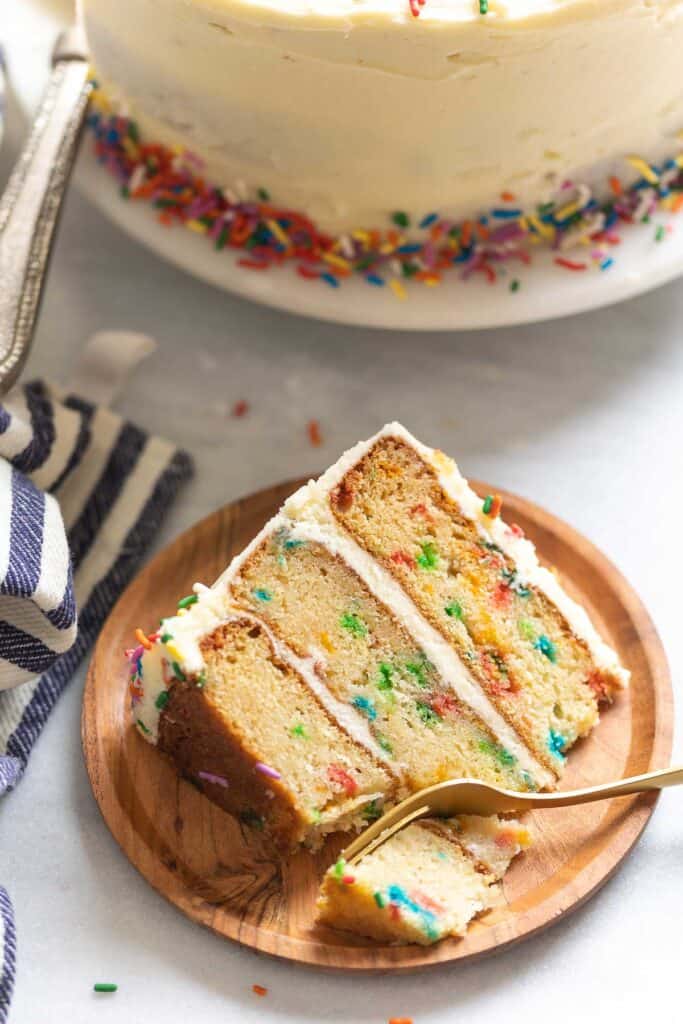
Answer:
(82, 478, 672, 971)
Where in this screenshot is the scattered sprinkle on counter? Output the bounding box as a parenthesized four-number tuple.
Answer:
(87, 89, 683, 300)
(389, 1017, 413, 1023)
(554, 256, 588, 272)
(232, 399, 249, 417)
(93, 983, 118, 993)
(307, 420, 323, 447)
(252, 984, 268, 997)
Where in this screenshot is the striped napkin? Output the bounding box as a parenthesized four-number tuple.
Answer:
(0, 367, 193, 1022)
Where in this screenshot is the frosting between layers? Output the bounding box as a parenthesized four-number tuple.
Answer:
(285, 421, 629, 687)
(133, 601, 395, 775)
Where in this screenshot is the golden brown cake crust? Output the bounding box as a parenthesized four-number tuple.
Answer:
(158, 674, 306, 851)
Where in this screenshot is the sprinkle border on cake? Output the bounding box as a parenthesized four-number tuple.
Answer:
(88, 88, 683, 297)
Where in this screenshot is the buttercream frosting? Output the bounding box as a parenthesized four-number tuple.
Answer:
(82, 0, 683, 229)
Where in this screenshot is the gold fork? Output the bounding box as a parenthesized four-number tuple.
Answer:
(342, 765, 683, 865)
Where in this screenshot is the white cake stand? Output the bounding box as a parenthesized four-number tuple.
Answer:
(10, 0, 683, 330)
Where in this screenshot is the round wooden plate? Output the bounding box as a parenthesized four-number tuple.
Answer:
(82, 479, 672, 971)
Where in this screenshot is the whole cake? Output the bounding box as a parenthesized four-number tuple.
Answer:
(83, 0, 683, 233)
(128, 424, 627, 940)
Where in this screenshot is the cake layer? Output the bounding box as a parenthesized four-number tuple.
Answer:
(317, 815, 529, 945)
(135, 616, 395, 848)
(82, 0, 683, 230)
(315, 431, 623, 773)
(230, 527, 542, 792)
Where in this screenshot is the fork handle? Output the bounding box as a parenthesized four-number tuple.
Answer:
(0, 27, 91, 397)
(528, 765, 683, 809)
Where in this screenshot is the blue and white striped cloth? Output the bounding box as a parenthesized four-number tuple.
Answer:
(0, 382, 78, 692)
(0, 378, 193, 1022)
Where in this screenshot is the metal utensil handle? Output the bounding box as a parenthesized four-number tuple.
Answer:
(527, 764, 683, 809)
(0, 27, 91, 396)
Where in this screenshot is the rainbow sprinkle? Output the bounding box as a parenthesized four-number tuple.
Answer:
(416, 541, 439, 570)
(548, 730, 567, 759)
(534, 634, 557, 662)
(352, 694, 378, 720)
(134, 627, 153, 650)
(198, 770, 230, 788)
(340, 611, 368, 637)
(88, 93, 683, 298)
(327, 764, 359, 795)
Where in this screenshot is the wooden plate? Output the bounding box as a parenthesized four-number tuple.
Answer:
(82, 479, 672, 971)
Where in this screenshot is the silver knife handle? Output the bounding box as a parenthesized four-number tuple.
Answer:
(0, 27, 91, 396)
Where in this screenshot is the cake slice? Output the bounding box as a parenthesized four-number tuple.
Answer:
(317, 816, 531, 945)
(128, 422, 626, 879)
(284, 424, 627, 776)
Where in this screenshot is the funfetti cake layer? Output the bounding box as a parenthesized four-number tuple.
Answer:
(129, 422, 626, 864)
(317, 815, 531, 945)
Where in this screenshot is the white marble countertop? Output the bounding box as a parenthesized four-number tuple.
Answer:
(1, 13, 682, 1024)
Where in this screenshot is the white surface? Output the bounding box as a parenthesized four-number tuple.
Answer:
(1, 6, 683, 1024)
(9, 0, 683, 330)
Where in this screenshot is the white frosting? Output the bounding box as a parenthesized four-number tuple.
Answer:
(82, 0, 683, 230)
(286, 421, 629, 686)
